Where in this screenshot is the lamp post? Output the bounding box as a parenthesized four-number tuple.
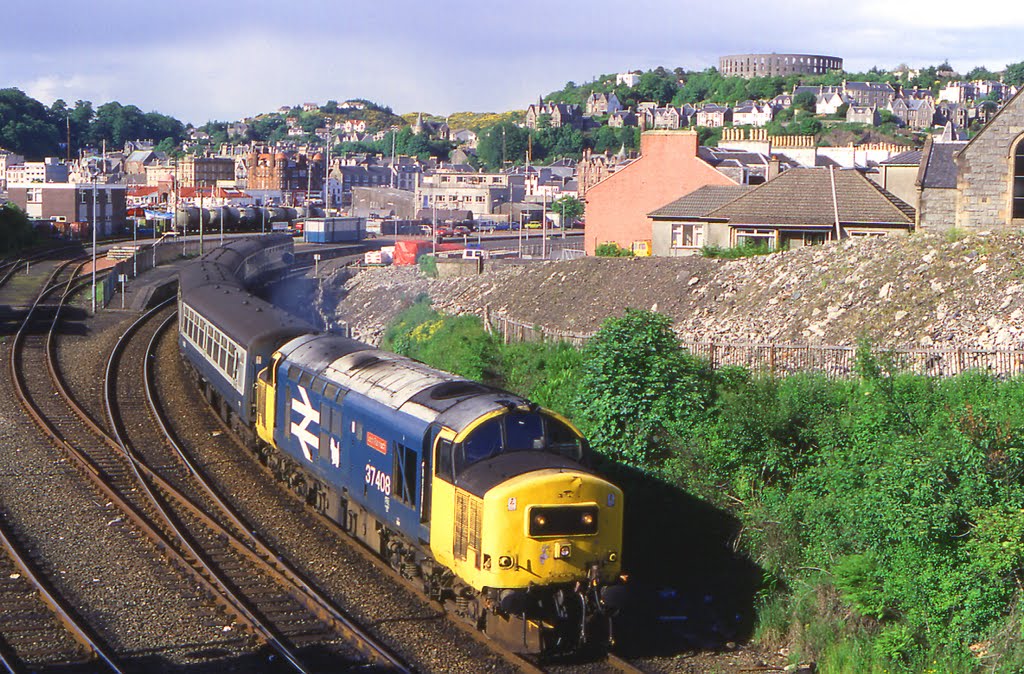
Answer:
(91, 169, 98, 314)
(132, 217, 138, 277)
(220, 202, 225, 246)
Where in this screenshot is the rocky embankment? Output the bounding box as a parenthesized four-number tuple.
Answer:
(318, 230, 1024, 352)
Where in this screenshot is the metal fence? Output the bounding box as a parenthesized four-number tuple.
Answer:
(486, 312, 1024, 378)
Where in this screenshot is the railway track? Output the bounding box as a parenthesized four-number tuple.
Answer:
(143, 305, 646, 674)
(9, 258, 409, 671)
(1, 259, 125, 673)
(102, 303, 409, 672)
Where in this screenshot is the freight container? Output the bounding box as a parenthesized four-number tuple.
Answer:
(392, 240, 464, 265)
(303, 217, 366, 243)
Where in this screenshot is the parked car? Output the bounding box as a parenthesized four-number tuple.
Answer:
(454, 225, 472, 236)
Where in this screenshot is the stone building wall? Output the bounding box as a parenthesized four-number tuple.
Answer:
(955, 90, 1024, 228)
(718, 53, 842, 78)
(919, 188, 957, 230)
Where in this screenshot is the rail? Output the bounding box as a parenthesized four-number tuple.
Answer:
(6, 258, 125, 673)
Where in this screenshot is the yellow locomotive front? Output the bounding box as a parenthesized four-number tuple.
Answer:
(428, 406, 625, 652)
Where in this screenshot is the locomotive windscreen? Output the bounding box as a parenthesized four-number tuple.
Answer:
(454, 411, 584, 474)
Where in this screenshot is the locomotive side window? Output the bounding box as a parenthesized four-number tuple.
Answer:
(284, 386, 292, 438)
(319, 404, 332, 460)
(436, 438, 454, 482)
(392, 444, 417, 506)
(546, 416, 584, 461)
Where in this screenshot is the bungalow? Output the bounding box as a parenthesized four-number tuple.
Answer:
(647, 167, 915, 255)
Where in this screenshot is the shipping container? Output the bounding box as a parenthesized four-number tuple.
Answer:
(303, 217, 366, 244)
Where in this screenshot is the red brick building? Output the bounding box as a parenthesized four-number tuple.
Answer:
(583, 130, 737, 255)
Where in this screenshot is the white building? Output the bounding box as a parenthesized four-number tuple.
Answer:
(616, 72, 641, 87)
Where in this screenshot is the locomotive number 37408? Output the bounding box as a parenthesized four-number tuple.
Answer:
(365, 463, 391, 495)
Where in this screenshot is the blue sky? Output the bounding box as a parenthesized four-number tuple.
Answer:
(4, 0, 1023, 125)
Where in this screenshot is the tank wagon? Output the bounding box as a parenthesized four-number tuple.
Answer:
(177, 235, 626, 652)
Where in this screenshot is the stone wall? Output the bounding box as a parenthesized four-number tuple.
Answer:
(919, 188, 957, 230)
(955, 90, 1024, 228)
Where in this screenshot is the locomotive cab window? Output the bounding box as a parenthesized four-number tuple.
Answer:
(453, 411, 585, 475)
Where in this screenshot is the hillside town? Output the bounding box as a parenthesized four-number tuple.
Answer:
(1, 54, 1023, 254)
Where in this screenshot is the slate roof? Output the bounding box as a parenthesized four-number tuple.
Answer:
(846, 81, 895, 93)
(917, 140, 967, 189)
(881, 149, 923, 166)
(705, 167, 915, 226)
(648, 185, 752, 219)
(699, 147, 778, 169)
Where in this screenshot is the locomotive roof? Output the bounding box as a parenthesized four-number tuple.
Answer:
(277, 332, 530, 433)
(183, 284, 312, 350)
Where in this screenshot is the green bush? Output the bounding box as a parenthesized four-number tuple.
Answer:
(0, 202, 36, 253)
(381, 296, 497, 381)
(498, 340, 584, 417)
(575, 308, 715, 469)
(418, 254, 438, 277)
(594, 242, 634, 257)
(379, 301, 1024, 669)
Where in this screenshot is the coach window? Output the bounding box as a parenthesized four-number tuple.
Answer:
(1013, 138, 1024, 219)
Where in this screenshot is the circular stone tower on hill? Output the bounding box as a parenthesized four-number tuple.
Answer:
(719, 53, 843, 79)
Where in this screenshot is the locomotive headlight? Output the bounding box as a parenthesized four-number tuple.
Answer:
(534, 514, 547, 527)
(607, 551, 618, 563)
(581, 512, 594, 526)
(498, 555, 514, 569)
(557, 543, 572, 559)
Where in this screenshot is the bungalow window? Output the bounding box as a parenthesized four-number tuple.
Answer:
(736, 229, 777, 249)
(1014, 142, 1024, 219)
(671, 223, 702, 248)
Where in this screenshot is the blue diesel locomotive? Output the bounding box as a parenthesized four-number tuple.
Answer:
(177, 236, 625, 653)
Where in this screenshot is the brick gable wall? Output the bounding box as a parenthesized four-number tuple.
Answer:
(583, 131, 736, 255)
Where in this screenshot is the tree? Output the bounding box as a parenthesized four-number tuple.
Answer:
(575, 309, 713, 468)
(794, 91, 817, 113)
(1004, 61, 1024, 87)
(0, 88, 60, 158)
(966, 66, 998, 81)
(635, 70, 679, 105)
(552, 195, 583, 225)
(476, 122, 529, 170)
